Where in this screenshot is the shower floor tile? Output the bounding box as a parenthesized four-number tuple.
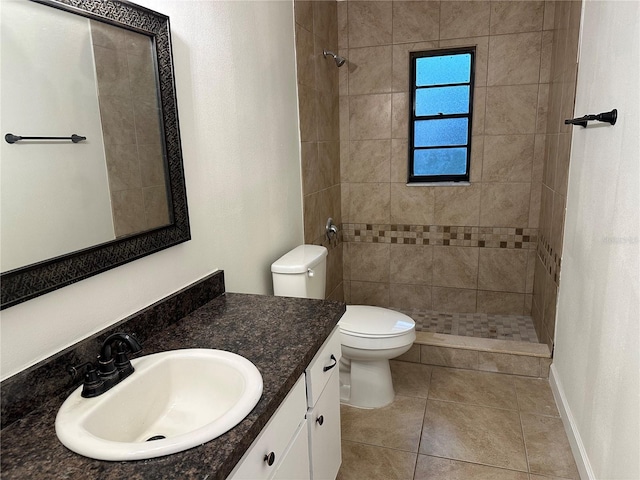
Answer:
(396, 309, 539, 343)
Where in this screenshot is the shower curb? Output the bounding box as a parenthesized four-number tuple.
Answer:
(397, 332, 552, 379)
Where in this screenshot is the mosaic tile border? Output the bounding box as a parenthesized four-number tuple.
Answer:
(343, 223, 538, 249)
(537, 234, 562, 283)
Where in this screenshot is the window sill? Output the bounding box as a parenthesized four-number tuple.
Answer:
(406, 181, 471, 187)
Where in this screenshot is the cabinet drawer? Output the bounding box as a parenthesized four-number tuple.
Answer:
(305, 327, 341, 408)
(228, 375, 306, 480)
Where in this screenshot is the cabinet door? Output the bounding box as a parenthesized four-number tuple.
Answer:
(273, 419, 310, 480)
(228, 376, 307, 480)
(307, 371, 341, 480)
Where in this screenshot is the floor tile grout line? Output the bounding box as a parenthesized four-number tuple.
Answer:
(412, 401, 427, 478)
(415, 366, 433, 458)
(417, 452, 533, 476)
(340, 437, 420, 456)
(514, 375, 535, 474)
(518, 405, 534, 475)
(409, 363, 432, 479)
(421, 396, 520, 413)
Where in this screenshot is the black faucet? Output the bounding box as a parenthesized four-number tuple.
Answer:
(70, 333, 143, 398)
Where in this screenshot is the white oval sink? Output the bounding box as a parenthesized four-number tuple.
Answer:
(55, 349, 263, 461)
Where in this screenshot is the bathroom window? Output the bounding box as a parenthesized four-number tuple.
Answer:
(408, 47, 475, 183)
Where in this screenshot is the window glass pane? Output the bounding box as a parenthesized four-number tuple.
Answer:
(415, 86, 470, 116)
(416, 54, 471, 86)
(413, 148, 467, 176)
(414, 118, 468, 147)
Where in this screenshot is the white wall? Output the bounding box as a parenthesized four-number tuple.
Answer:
(552, 1, 639, 479)
(0, 0, 114, 272)
(0, 0, 304, 379)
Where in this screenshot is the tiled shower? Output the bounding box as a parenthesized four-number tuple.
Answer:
(294, 0, 581, 352)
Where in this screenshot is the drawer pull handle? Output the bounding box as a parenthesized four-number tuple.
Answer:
(264, 452, 276, 466)
(316, 415, 324, 426)
(323, 354, 337, 372)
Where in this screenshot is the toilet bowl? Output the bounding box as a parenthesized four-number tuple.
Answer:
(338, 305, 416, 408)
(271, 245, 416, 409)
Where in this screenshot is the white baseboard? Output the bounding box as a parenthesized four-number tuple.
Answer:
(549, 364, 596, 480)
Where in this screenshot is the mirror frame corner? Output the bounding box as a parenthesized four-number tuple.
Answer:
(1, 0, 190, 310)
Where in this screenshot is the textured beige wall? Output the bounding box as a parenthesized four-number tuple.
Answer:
(338, 0, 553, 317)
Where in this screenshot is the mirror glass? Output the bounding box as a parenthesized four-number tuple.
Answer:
(0, 0, 190, 309)
(1, 0, 171, 272)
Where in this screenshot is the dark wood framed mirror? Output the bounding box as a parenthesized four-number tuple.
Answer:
(0, 0, 190, 309)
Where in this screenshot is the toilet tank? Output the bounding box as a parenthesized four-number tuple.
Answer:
(271, 245, 327, 299)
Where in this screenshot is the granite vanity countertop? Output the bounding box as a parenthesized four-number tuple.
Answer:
(0, 293, 345, 480)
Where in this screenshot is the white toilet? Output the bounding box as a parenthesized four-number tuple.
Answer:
(271, 245, 416, 409)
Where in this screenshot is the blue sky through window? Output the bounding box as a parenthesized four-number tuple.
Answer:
(416, 54, 471, 86)
(416, 86, 470, 116)
(414, 118, 468, 147)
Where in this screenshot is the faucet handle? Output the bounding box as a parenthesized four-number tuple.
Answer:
(81, 363, 107, 398)
(325, 217, 339, 244)
(66, 362, 106, 398)
(66, 361, 91, 381)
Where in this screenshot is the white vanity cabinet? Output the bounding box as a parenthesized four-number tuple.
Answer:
(228, 327, 342, 480)
(305, 328, 342, 480)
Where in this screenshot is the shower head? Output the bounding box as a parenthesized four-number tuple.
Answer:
(323, 50, 346, 67)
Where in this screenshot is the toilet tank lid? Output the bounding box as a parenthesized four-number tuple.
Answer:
(271, 245, 328, 274)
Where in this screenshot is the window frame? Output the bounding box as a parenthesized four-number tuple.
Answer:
(408, 47, 476, 184)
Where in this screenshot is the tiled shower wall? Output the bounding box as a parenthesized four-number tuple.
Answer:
(294, 1, 344, 301)
(533, 0, 582, 349)
(90, 20, 170, 238)
(338, 1, 554, 316)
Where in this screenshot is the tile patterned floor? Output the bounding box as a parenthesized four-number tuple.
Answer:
(337, 360, 579, 480)
(396, 309, 539, 343)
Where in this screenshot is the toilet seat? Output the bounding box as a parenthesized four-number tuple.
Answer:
(339, 305, 415, 339)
